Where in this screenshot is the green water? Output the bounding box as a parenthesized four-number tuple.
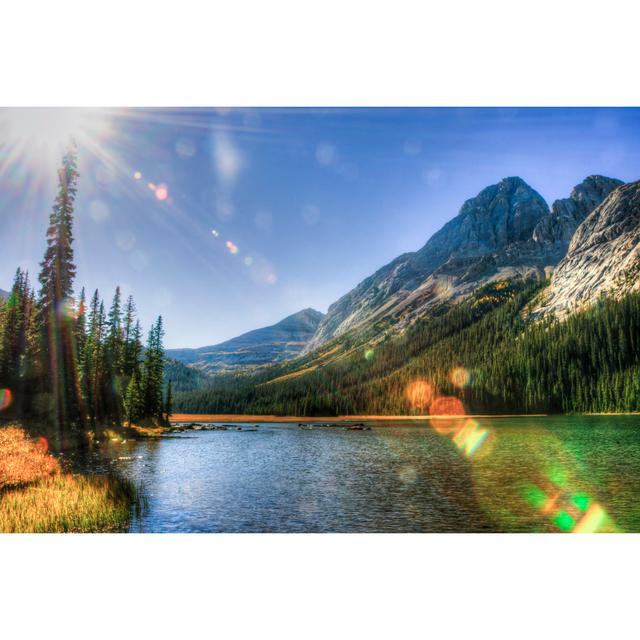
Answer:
(92, 415, 640, 532)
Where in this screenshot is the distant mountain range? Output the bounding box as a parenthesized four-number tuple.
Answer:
(169, 174, 640, 411)
(166, 308, 324, 374)
(172, 175, 640, 416)
(0, 289, 8, 300)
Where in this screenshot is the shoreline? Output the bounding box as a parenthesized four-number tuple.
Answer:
(170, 413, 550, 423)
(170, 412, 640, 423)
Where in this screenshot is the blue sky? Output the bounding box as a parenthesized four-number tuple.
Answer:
(1, 107, 639, 347)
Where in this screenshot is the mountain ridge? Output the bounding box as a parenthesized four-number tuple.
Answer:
(167, 307, 324, 374)
(535, 180, 640, 318)
(305, 175, 621, 352)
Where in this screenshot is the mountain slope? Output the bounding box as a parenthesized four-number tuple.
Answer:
(164, 358, 212, 392)
(167, 308, 324, 374)
(305, 176, 620, 352)
(174, 176, 640, 417)
(533, 175, 623, 248)
(535, 180, 640, 318)
(175, 280, 640, 416)
(0, 289, 8, 300)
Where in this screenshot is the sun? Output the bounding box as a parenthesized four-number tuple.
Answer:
(0, 107, 113, 177)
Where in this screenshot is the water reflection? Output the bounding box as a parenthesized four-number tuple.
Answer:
(42, 416, 640, 532)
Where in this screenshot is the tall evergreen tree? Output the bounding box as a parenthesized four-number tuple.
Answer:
(107, 286, 123, 372)
(37, 146, 82, 427)
(122, 295, 139, 377)
(124, 369, 144, 425)
(105, 286, 125, 422)
(142, 316, 166, 423)
(0, 269, 27, 385)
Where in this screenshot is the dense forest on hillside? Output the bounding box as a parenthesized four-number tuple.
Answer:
(174, 279, 640, 415)
(0, 148, 170, 429)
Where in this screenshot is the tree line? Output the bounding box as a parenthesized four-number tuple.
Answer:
(173, 278, 640, 416)
(0, 147, 171, 429)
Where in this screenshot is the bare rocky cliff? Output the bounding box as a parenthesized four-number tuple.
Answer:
(305, 175, 621, 352)
(534, 180, 640, 318)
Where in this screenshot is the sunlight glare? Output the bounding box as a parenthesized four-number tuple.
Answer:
(0, 108, 112, 176)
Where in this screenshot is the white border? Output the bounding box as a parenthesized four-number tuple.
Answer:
(1, 0, 639, 106)
(2, 1, 640, 638)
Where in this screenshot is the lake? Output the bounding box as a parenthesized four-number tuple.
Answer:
(83, 416, 640, 532)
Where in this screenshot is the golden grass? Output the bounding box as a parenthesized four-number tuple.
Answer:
(0, 426, 59, 489)
(0, 424, 136, 533)
(261, 363, 319, 385)
(0, 474, 134, 533)
(126, 424, 170, 437)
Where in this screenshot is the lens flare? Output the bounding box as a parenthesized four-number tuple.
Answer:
(522, 481, 616, 533)
(449, 366, 471, 388)
(175, 137, 196, 158)
(405, 379, 434, 411)
(472, 429, 619, 532)
(0, 108, 112, 179)
(211, 229, 219, 237)
(226, 240, 239, 254)
(155, 184, 168, 201)
(89, 199, 110, 222)
(0, 388, 13, 411)
(35, 436, 49, 454)
(364, 348, 375, 362)
(452, 418, 490, 457)
(133, 170, 142, 180)
(58, 297, 79, 320)
(573, 504, 609, 533)
(429, 395, 465, 433)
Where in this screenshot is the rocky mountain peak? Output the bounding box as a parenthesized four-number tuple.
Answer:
(423, 177, 549, 265)
(304, 178, 550, 352)
(534, 179, 639, 318)
(305, 175, 627, 354)
(532, 175, 623, 245)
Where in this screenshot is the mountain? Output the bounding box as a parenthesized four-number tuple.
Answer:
(533, 176, 624, 246)
(534, 180, 640, 318)
(174, 278, 640, 416)
(305, 176, 620, 352)
(167, 308, 325, 374)
(0, 289, 8, 300)
(174, 175, 640, 417)
(164, 358, 212, 392)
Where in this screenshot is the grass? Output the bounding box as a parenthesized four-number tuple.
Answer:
(0, 424, 137, 533)
(126, 423, 170, 438)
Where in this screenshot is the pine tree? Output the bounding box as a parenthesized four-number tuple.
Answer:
(85, 290, 107, 424)
(122, 295, 138, 377)
(142, 316, 165, 423)
(74, 287, 88, 417)
(164, 380, 173, 422)
(0, 269, 27, 385)
(107, 286, 123, 373)
(124, 369, 144, 425)
(105, 286, 125, 422)
(37, 146, 82, 427)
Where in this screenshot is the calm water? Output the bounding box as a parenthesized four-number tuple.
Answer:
(89, 416, 640, 532)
